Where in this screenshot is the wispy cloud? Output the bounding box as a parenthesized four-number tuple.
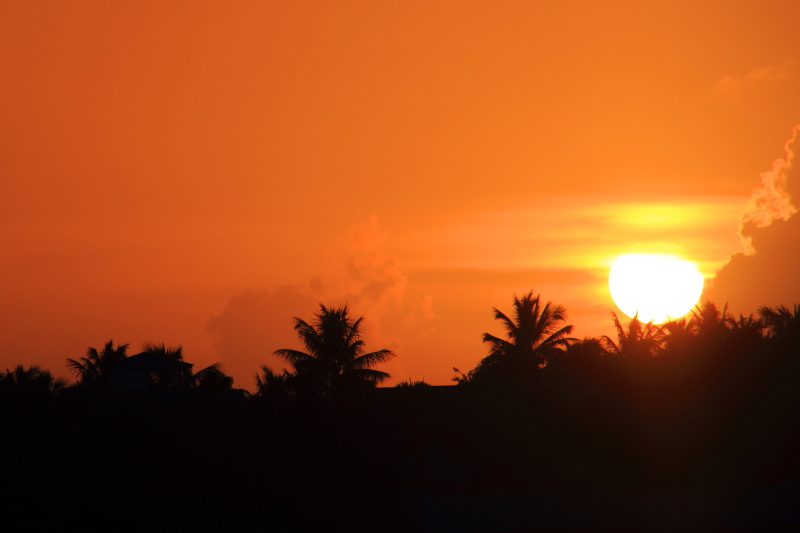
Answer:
(738, 124, 800, 253)
(395, 196, 743, 277)
(715, 59, 796, 100)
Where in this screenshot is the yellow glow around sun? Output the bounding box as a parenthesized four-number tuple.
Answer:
(608, 253, 705, 324)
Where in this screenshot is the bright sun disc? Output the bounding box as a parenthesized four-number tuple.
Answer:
(609, 253, 704, 324)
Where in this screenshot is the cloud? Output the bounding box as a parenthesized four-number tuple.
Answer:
(206, 216, 435, 387)
(205, 285, 317, 384)
(705, 215, 800, 314)
(410, 267, 599, 287)
(306, 214, 419, 344)
(419, 294, 435, 321)
(738, 124, 800, 253)
(341, 214, 408, 316)
(705, 124, 800, 313)
(715, 60, 796, 100)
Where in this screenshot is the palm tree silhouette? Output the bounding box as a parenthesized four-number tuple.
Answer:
(558, 337, 607, 371)
(727, 314, 764, 344)
(274, 304, 394, 397)
(664, 303, 762, 355)
(475, 291, 575, 380)
(66, 340, 129, 387)
(688, 301, 731, 340)
(192, 363, 234, 392)
(254, 365, 294, 401)
(759, 304, 800, 339)
(142, 342, 233, 390)
(601, 312, 664, 359)
(142, 341, 183, 360)
(662, 317, 694, 352)
(1, 365, 67, 400)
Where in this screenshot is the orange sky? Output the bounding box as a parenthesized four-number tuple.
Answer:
(3, 1, 800, 388)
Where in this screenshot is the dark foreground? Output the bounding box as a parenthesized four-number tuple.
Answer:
(3, 366, 800, 532)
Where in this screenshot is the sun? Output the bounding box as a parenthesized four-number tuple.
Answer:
(608, 253, 705, 324)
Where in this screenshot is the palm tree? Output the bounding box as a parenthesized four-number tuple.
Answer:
(727, 314, 764, 344)
(143, 342, 234, 390)
(254, 365, 294, 401)
(474, 291, 575, 380)
(274, 304, 394, 397)
(662, 317, 695, 352)
(66, 340, 129, 387)
(142, 341, 183, 361)
(558, 337, 608, 371)
(192, 362, 234, 392)
(759, 304, 800, 339)
(1, 365, 67, 401)
(601, 312, 664, 359)
(688, 301, 731, 340)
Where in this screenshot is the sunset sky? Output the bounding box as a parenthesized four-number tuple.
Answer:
(3, 1, 800, 387)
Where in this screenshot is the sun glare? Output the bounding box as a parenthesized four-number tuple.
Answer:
(608, 253, 705, 324)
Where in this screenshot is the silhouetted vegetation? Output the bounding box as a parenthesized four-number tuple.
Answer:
(65, 339, 129, 391)
(0, 364, 66, 407)
(268, 303, 395, 400)
(2, 293, 800, 530)
(454, 291, 575, 386)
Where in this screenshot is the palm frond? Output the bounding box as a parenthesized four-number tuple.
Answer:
(350, 349, 395, 369)
(599, 335, 621, 356)
(492, 308, 517, 337)
(142, 341, 182, 360)
(482, 332, 512, 351)
(66, 358, 88, 375)
(345, 368, 390, 384)
(274, 348, 317, 365)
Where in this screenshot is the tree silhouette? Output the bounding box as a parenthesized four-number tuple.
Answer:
(759, 304, 800, 339)
(662, 303, 762, 364)
(549, 336, 607, 376)
(472, 291, 575, 382)
(192, 362, 234, 392)
(688, 301, 731, 340)
(137, 341, 188, 387)
(662, 317, 695, 352)
(274, 304, 394, 397)
(758, 304, 800, 367)
(66, 340, 129, 388)
(1, 364, 66, 402)
(254, 364, 294, 403)
(395, 378, 431, 388)
(142, 341, 183, 361)
(601, 312, 664, 359)
(726, 313, 765, 346)
(451, 366, 475, 384)
(143, 341, 233, 390)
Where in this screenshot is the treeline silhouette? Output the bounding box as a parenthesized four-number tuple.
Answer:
(2, 294, 800, 530)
